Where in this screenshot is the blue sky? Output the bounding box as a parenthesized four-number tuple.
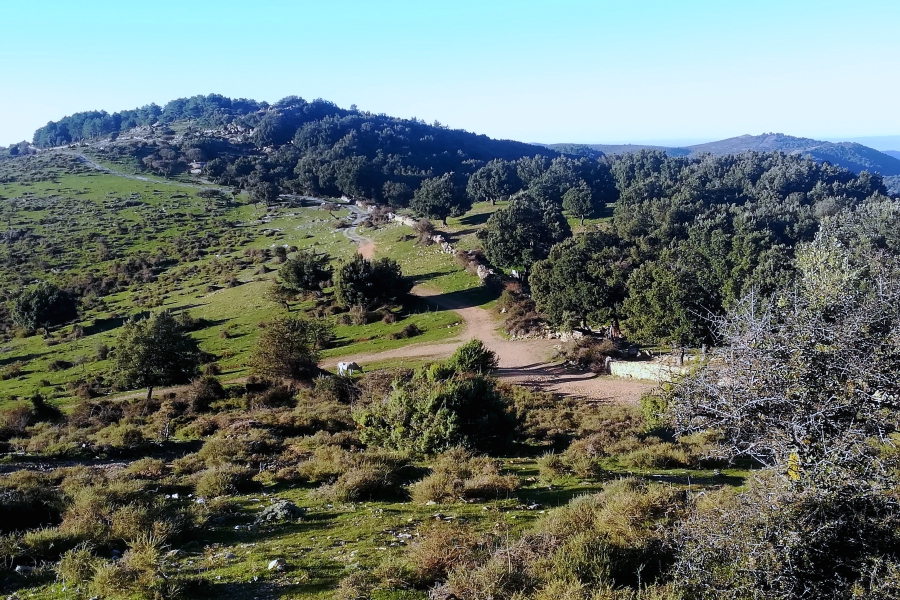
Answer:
(1, 0, 898, 147)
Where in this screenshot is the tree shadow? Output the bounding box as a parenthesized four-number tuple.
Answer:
(83, 316, 128, 337)
(0, 352, 49, 367)
(410, 286, 500, 312)
(458, 212, 492, 226)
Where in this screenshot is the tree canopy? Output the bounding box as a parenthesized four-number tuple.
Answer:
(278, 251, 332, 293)
(250, 316, 333, 381)
(333, 255, 410, 309)
(113, 311, 201, 399)
(409, 173, 471, 225)
(530, 231, 630, 330)
(11, 282, 78, 333)
(478, 194, 571, 273)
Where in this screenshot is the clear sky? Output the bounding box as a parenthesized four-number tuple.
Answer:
(1, 0, 898, 147)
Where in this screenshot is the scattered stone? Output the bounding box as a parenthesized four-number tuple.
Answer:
(255, 500, 307, 525)
(14, 565, 32, 575)
(268, 558, 287, 571)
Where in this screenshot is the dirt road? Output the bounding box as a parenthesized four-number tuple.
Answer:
(323, 286, 653, 404)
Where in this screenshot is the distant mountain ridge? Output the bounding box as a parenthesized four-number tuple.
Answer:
(547, 133, 900, 176)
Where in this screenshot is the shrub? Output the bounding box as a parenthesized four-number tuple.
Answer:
(124, 458, 167, 480)
(674, 473, 900, 599)
(12, 282, 78, 332)
(183, 376, 225, 413)
(410, 448, 520, 503)
(413, 219, 436, 245)
(279, 250, 332, 293)
(92, 424, 145, 449)
(538, 452, 567, 482)
(355, 371, 519, 454)
(406, 522, 485, 584)
(244, 384, 296, 410)
(195, 465, 253, 498)
(389, 323, 422, 340)
(348, 304, 368, 325)
(58, 543, 99, 585)
(250, 316, 332, 381)
(48, 359, 74, 372)
(311, 450, 410, 502)
(442, 479, 686, 598)
(334, 254, 411, 309)
(0, 361, 24, 380)
(450, 339, 498, 374)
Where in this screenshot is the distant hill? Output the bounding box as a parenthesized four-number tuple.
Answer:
(685, 133, 900, 176)
(549, 133, 900, 176)
(545, 143, 690, 157)
(884, 150, 900, 161)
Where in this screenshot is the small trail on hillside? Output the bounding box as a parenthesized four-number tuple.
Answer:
(60, 151, 211, 187)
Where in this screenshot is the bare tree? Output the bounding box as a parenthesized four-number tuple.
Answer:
(668, 234, 900, 480)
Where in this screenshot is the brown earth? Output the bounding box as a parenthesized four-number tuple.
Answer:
(322, 285, 654, 404)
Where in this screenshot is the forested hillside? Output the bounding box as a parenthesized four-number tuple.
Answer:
(31, 94, 560, 206)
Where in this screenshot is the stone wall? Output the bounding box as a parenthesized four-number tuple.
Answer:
(608, 359, 690, 382)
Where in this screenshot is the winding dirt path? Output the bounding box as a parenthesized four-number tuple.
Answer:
(323, 285, 653, 404)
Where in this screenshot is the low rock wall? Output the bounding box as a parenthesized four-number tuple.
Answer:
(609, 359, 689, 382)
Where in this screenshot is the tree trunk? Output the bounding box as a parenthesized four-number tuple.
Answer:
(146, 386, 154, 401)
(580, 216, 585, 226)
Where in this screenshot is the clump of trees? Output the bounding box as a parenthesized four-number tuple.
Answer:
(334, 255, 410, 309)
(113, 311, 201, 399)
(250, 316, 334, 381)
(529, 230, 630, 330)
(478, 194, 571, 275)
(529, 150, 892, 343)
(11, 282, 78, 333)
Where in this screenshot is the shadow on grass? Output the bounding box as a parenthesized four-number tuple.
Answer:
(458, 211, 492, 227)
(409, 286, 500, 312)
(0, 351, 49, 367)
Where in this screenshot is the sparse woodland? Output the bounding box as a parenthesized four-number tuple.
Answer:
(0, 94, 898, 599)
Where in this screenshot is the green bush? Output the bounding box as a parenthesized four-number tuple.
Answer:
(450, 339, 498, 374)
(56, 544, 100, 586)
(12, 281, 78, 333)
(354, 371, 518, 454)
(334, 254, 411, 309)
(311, 450, 410, 502)
(410, 448, 520, 503)
(195, 465, 253, 498)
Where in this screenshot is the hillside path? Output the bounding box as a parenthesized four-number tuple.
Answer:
(323, 285, 653, 404)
